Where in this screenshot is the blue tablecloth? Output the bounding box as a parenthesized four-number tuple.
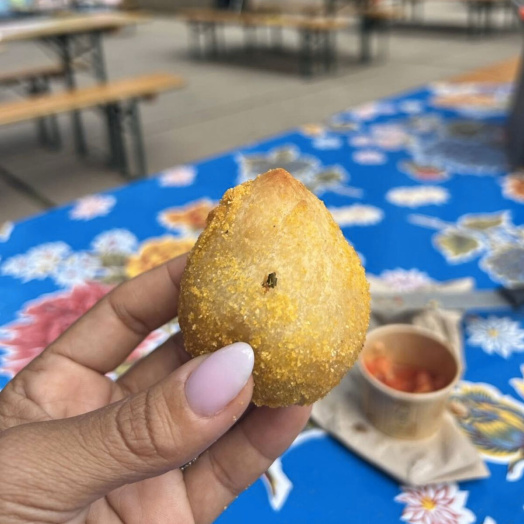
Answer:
(1, 81, 523, 523)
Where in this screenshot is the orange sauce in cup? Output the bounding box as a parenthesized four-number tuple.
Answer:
(363, 353, 448, 393)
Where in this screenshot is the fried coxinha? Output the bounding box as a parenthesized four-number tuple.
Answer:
(179, 169, 370, 407)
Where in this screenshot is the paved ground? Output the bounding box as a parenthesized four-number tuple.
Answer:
(0, 4, 520, 222)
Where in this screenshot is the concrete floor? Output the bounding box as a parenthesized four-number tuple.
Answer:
(0, 5, 521, 223)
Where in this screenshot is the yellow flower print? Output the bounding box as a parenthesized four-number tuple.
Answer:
(125, 237, 195, 278)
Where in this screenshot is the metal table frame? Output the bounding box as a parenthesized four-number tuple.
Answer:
(187, 16, 388, 76)
(39, 30, 120, 164)
(2, 30, 147, 178)
(0, 13, 149, 177)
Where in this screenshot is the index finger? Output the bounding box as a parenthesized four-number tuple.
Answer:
(44, 253, 188, 374)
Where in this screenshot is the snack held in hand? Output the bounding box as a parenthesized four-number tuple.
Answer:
(179, 169, 370, 407)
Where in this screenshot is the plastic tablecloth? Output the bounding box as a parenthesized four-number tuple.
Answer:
(1, 81, 523, 524)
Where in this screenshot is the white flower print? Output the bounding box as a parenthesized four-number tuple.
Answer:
(0, 222, 13, 242)
(70, 195, 116, 220)
(26, 242, 71, 278)
(430, 83, 477, 98)
(1, 254, 33, 281)
(371, 124, 409, 151)
(261, 459, 292, 512)
(1, 242, 71, 281)
(329, 205, 384, 226)
(312, 135, 343, 150)
(399, 100, 424, 114)
(261, 428, 325, 512)
(349, 135, 374, 148)
(395, 484, 475, 524)
(350, 101, 396, 121)
(91, 229, 138, 254)
(158, 166, 197, 187)
(52, 253, 104, 287)
(466, 316, 524, 358)
(353, 150, 386, 165)
(378, 268, 434, 292)
(387, 186, 450, 208)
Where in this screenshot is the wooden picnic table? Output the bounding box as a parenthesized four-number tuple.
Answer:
(0, 12, 147, 43)
(0, 11, 149, 157)
(180, 7, 400, 76)
(400, 0, 515, 35)
(450, 56, 518, 83)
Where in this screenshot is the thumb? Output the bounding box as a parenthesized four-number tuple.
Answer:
(0, 342, 254, 511)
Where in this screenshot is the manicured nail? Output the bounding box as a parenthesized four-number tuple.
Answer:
(185, 342, 254, 416)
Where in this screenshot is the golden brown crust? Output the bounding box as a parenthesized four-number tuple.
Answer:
(179, 169, 370, 407)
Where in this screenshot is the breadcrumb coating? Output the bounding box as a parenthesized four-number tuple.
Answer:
(179, 169, 370, 407)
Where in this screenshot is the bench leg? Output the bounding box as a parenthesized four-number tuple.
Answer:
(209, 23, 219, 58)
(105, 105, 121, 169)
(128, 100, 147, 178)
(330, 31, 338, 72)
(321, 31, 337, 74)
(360, 16, 374, 64)
(378, 21, 390, 61)
(28, 78, 49, 147)
(483, 3, 494, 34)
(36, 117, 50, 148)
(188, 22, 201, 59)
(108, 104, 129, 177)
(271, 26, 283, 53)
(300, 29, 313, 77)
(29, 77, 61, 150)
(58, 35, 88, 157)
(468, 3, 481, 37)
(244, 26, 257, 54)
(48, 112, 62, 150)
(89, 36, 121, 169)
(70, 104, 88, 158)
(106, 101, 147, 179)
(41, 76, 62, 150)
(216, 23, 226, 55)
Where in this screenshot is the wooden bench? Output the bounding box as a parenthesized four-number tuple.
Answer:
(180, 7, 399, 74)
(0, 63, 80, 150)
(0, 73, 185, 178)
(0, 63, 66, 87)
(449, 56, 518, 83)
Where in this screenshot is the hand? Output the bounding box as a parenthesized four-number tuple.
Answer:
(0, 254, 311, 523)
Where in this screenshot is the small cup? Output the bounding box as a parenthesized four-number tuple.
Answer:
(357, 324, 461, 440)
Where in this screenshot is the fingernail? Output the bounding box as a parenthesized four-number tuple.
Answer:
(185, 342, 254, 417)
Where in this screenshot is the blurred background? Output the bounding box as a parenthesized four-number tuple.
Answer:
(0, 0, 520, 223)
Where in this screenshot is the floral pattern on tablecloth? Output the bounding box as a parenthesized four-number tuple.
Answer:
(369, 268, 436, 292)
(409, 211, 524, 286)
(450, 381, 524, 482)
(395, 484, 475, 524)
(1, 82, 523, 524)
(69, 194, 117, 220)
(158, 165, 197, 187)
(466, 316, 524, 358)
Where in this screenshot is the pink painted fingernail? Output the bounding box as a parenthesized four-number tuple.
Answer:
(185, 342, 254, 417)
